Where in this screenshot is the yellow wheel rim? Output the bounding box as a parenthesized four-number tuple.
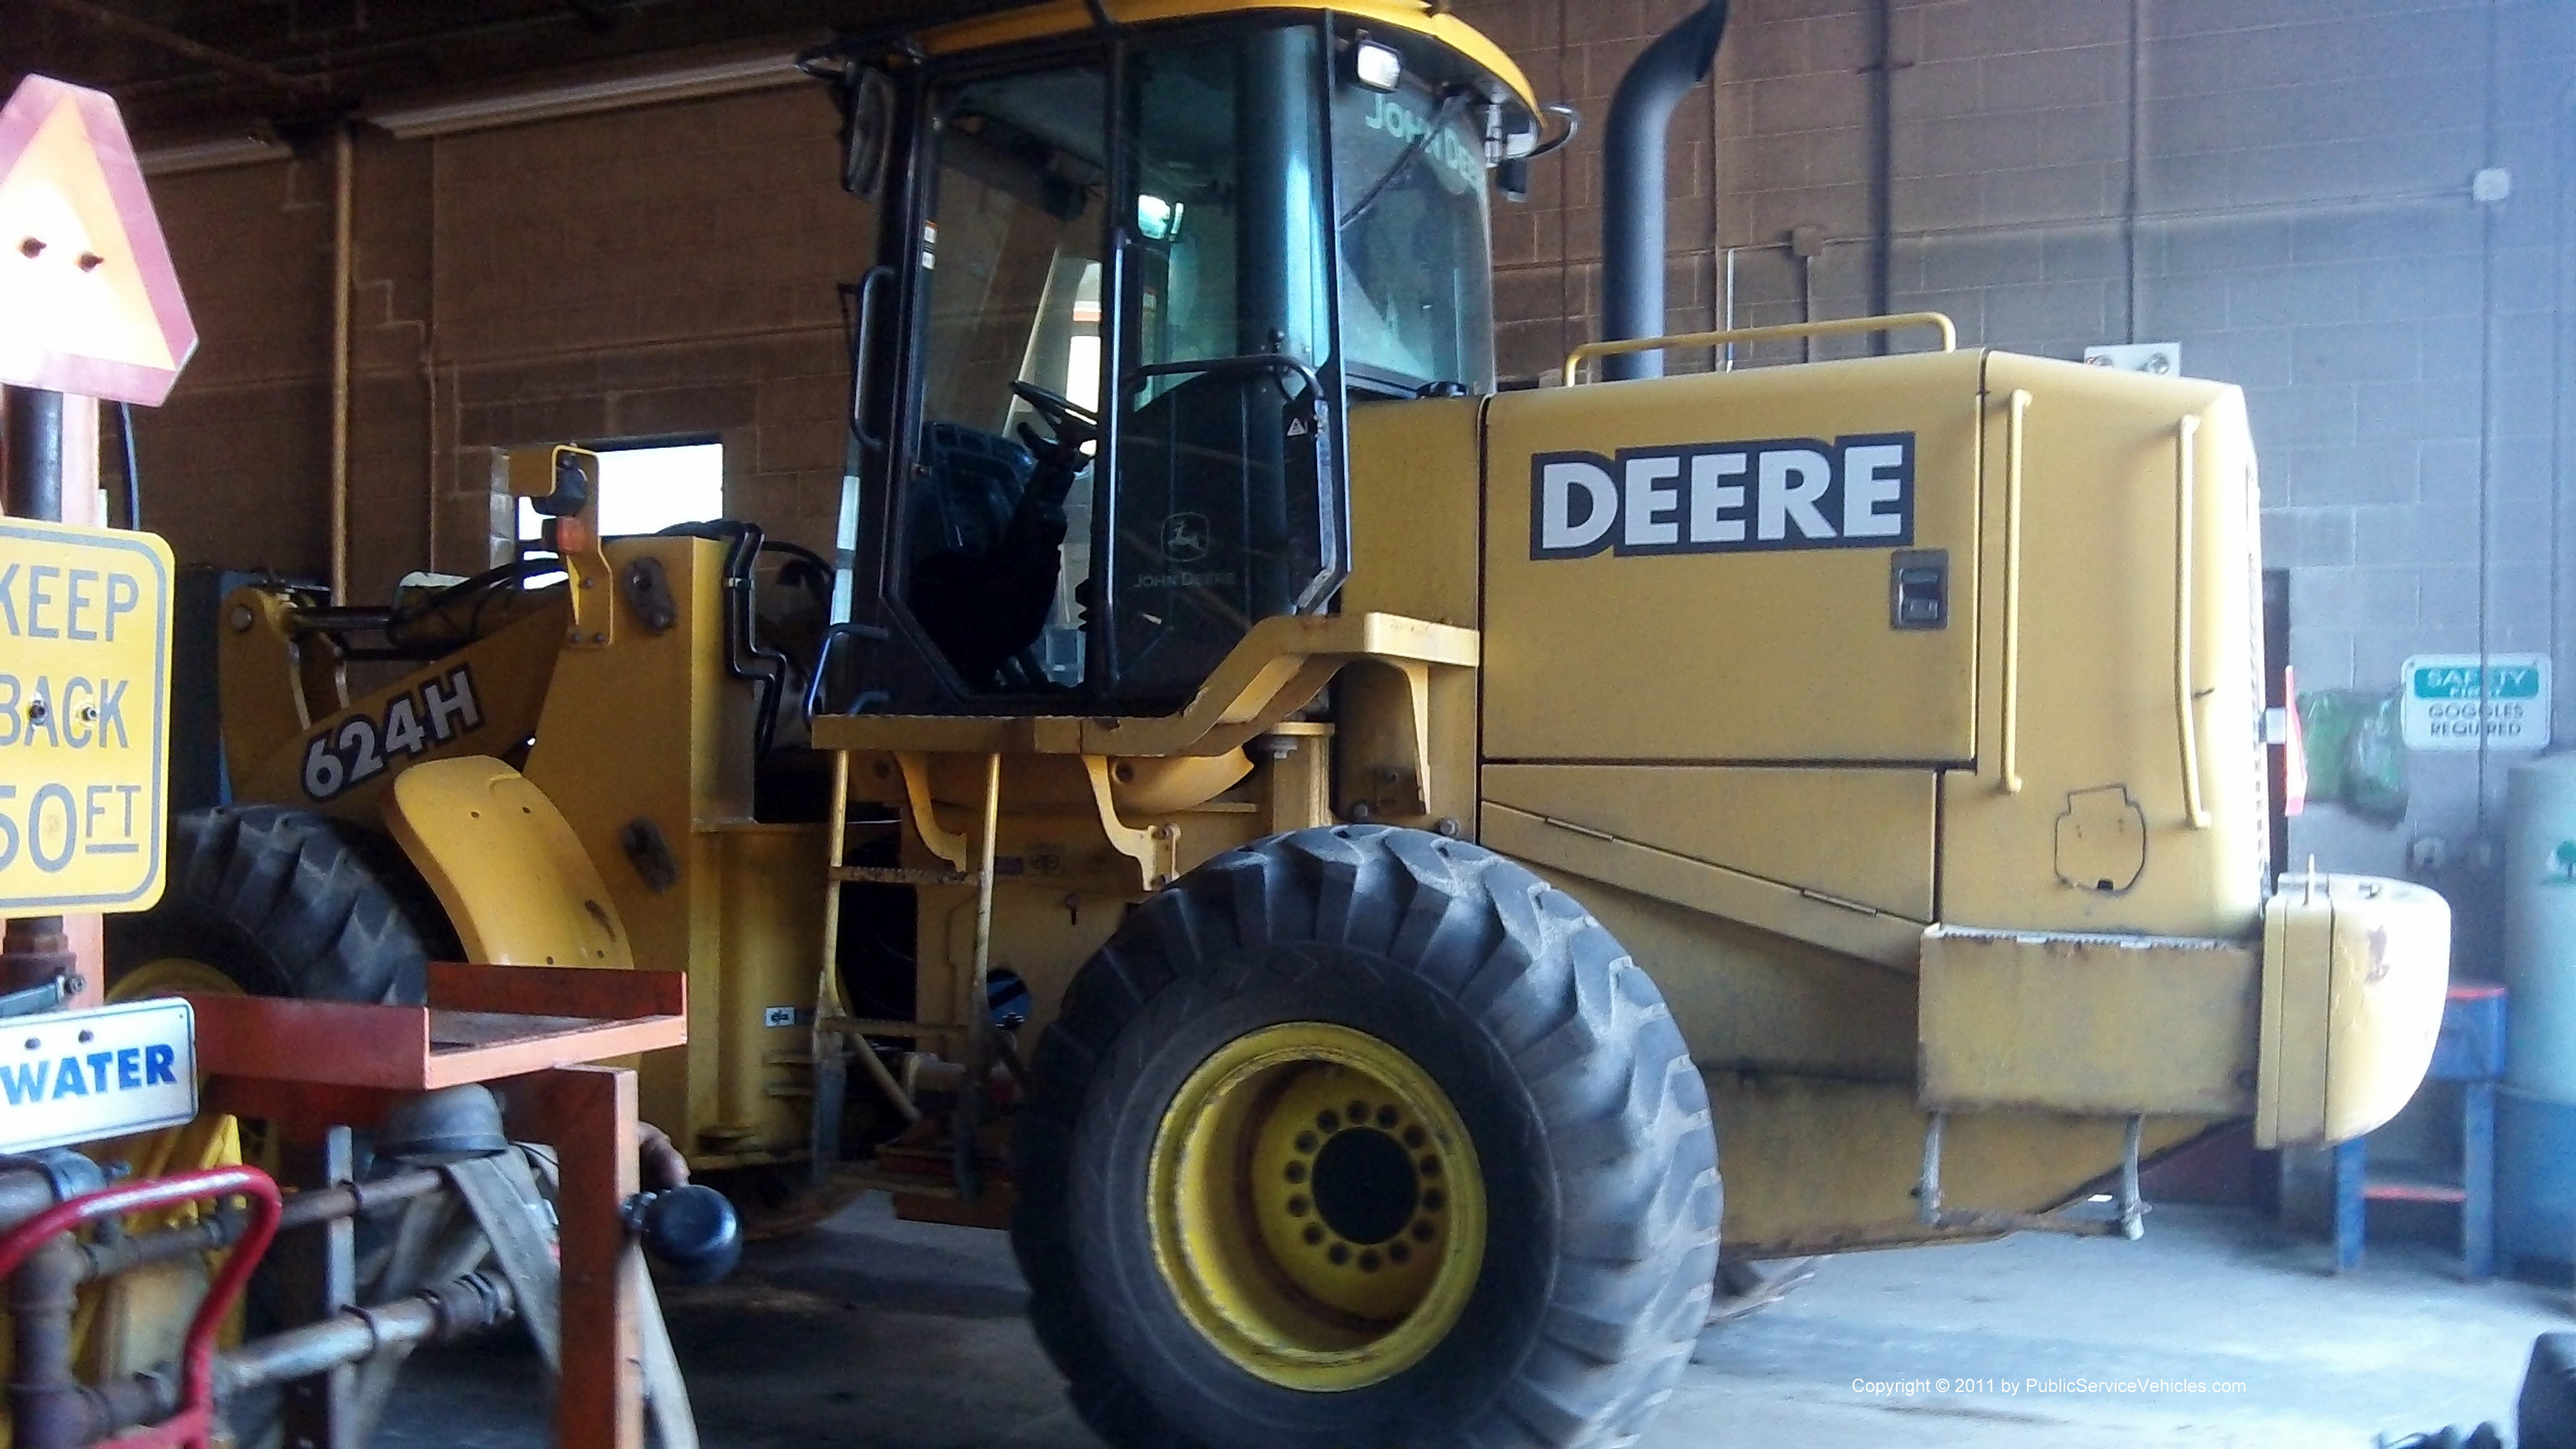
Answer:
(105, 957, 266, 1178)
(1148, 1022, 1485, 1393)
(110, 958, 245, 1003)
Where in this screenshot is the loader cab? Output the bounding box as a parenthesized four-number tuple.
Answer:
(823, 7, 1536, 714)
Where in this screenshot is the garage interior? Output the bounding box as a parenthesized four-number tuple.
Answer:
(5, 0, 2576, 1445)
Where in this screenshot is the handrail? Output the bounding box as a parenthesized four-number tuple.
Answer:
(1125, 351, 1323, 400)
(1561, 311, 1958, 384)
(1999, 389, 2031, 795)
(845, 265, 894, 452)
(2174, 414, 2210, 829)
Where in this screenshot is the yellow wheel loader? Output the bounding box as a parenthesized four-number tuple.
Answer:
(120, 3, 2454, 1446)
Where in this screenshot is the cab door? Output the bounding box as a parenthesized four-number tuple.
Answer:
(842, 22, 1350, 717)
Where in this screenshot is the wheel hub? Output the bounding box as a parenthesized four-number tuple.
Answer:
(1148, 1022, 1484, 1393)
(1308, 1121, 1417, 1246)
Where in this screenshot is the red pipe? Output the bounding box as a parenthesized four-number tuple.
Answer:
(0, 1167, 282, 1449)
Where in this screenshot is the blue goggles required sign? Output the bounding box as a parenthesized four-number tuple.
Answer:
(1530, 434, 1916, 560)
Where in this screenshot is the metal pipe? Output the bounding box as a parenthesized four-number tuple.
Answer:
(2123, 0, 2146, 342)
(73, 1167, 446, 1285)
(276, 1166, 446, 1233)
(113, 403, 140, 532)
(218, 1272, 517, 1395)
(0, 920, 72, 1001)
(88, 1273, 520, 1440)
(6, 387, 64, 522)
(75, 1213, 239, 1285)
(1799, 252, 1818, 364)
(0, 386, 68, 998)
(1721, 247, 1737, 369)
(10, 1239, 85, 1449)
(1600, 3, 1729, 381)
(956, 751, 1003, 1202)
(330, 124, 355, 603)
(1866, 0, 1894, 347)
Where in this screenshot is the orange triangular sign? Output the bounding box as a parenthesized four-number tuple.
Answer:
(0, 75, 196, 406)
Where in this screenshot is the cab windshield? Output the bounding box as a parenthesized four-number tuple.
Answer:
(1332, 78, 1496, 394)
(878, 20, 1508, 708)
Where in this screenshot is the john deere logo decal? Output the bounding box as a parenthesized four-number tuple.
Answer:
(1161, 512, 1211, 564)
(1531, 433, 1915, 560)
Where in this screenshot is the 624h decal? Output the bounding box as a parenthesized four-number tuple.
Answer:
(300, 666, 481, 802)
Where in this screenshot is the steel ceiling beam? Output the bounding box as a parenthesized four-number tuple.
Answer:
(22, 0, 336, 96)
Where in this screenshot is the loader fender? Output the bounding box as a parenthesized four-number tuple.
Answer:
(382, 755, 633, 969)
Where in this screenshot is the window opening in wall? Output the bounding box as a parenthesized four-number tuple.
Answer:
(517, 439, 725, 554)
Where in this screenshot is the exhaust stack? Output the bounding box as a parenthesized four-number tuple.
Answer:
(1599, 2, 1728, 382)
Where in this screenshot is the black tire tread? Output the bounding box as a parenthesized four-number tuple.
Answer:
(108, 806, 447, 1004)
(1014, 825, 1718, 1449)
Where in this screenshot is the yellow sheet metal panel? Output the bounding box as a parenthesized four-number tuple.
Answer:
(234, 601, 566, 826)
(524, 536, 758, 1150)
(1341, 397, 1486, 832)
(1939, 356, 2267, 939)
(1709, 1074, 2212, 1256)
(1919, 927, 2259, 1117)
(2256, 873, 2450, 1148)
(382, 756, 632, 970)
(1483, 763, 1934, 920)
(810, 611, 1478, 761)
(1483, 802, 1923, 969)
(1528, 869, 1918, 1084)
(1345, 396, 1484, 629)
(711, 823, 829, 1154)
(214, 586, 313, 792)
(1482, 351, 1984, 763)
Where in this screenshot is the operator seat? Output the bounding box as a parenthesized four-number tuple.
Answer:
(906, 421, 1072, 691)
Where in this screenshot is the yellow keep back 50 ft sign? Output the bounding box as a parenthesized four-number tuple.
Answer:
(0, 517, 170, 912)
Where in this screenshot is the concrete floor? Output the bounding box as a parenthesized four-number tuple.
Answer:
(380, 1196, 2568, 1448)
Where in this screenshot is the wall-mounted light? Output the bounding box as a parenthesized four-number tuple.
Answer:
(368, 53, 802, 139)
(1136, 195, 1185, 242)
(1351, 39, 1405, 93)
(138, 136, 288, 175)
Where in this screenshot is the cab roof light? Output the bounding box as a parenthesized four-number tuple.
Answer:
(1352, 39, 1404, 93)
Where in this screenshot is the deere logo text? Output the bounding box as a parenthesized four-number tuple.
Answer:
(1531, 434, 1915, 560)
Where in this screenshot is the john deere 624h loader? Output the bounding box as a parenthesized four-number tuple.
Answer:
(119, 3, 2449, 1445)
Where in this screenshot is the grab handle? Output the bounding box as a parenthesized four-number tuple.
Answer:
(1999, 389, 2030, 794)
(2174, 414, 2210, 829)
(1561, 312, 1957, 384)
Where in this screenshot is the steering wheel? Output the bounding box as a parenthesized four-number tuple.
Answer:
(1011, 380, 1101, 457)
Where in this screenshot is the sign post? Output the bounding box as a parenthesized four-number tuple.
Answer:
(0, 73, 197, 1008)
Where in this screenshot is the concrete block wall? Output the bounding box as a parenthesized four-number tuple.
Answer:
(1469, 0, 2576, 939)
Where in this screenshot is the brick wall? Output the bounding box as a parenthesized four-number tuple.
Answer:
(133, 1, 2574, 905)
(136, 80, 865, 595)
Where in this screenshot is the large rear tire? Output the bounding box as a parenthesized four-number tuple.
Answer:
(1013, 825, 1719, 1449)
(106, 806, 447, 1004)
